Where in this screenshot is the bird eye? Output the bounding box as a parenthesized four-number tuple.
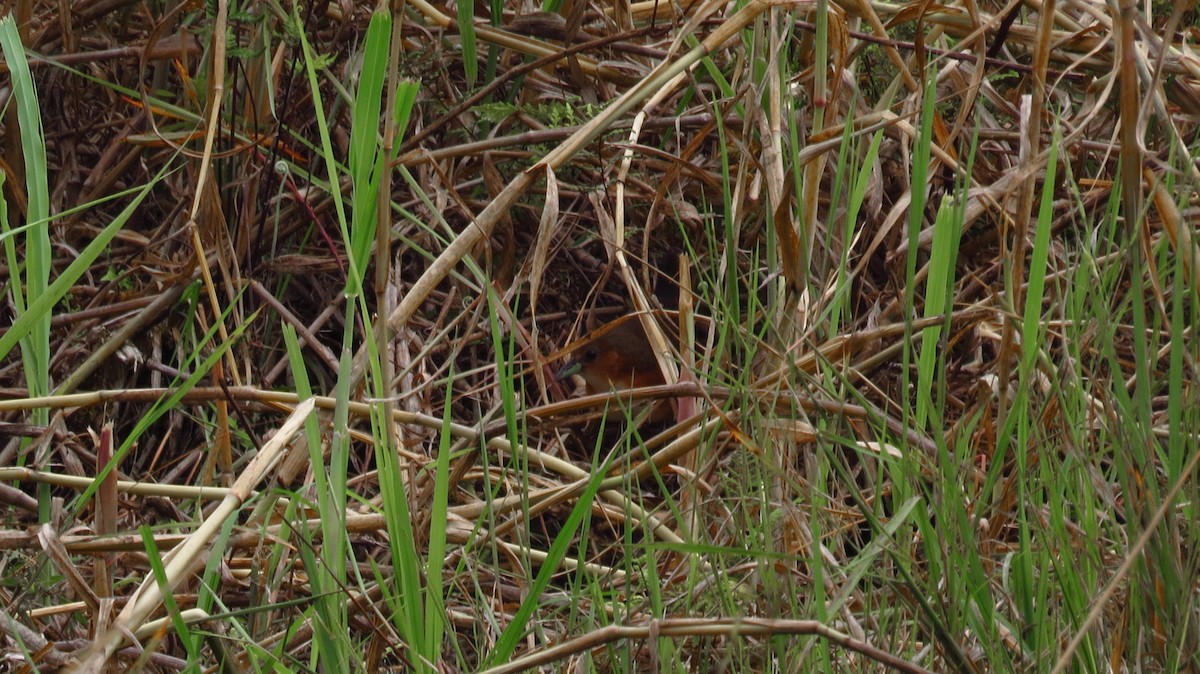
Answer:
(582, 347, 598, 363)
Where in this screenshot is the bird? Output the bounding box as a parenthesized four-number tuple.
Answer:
(554, 313, 667, 394)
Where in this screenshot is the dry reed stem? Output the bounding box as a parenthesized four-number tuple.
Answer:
(4, 0, 1200, 667)
(70, 398, 316, 673)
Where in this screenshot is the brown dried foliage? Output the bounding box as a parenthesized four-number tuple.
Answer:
(1, 0, 1199, 670)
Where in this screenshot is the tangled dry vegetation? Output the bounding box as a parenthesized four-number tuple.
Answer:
(2, 0, 1200, 671)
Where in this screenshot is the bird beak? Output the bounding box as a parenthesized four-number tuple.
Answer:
(554, 359, 582, 381)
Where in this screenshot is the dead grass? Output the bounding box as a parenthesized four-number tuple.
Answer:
(2, 0, 1200, 671)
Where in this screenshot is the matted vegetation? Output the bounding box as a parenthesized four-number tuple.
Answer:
(1, 0, 1199, 671)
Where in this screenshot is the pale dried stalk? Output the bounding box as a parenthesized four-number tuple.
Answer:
(69, 398, 316, 673)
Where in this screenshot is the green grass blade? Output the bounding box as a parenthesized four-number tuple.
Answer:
(349, 9, 391, 268)
(0, 15, 51, 404)
(0, 175, 163, 366)
(486, 451, 617, 666)
(458, 1, 477, 87)
(916, 197, 962, 431)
